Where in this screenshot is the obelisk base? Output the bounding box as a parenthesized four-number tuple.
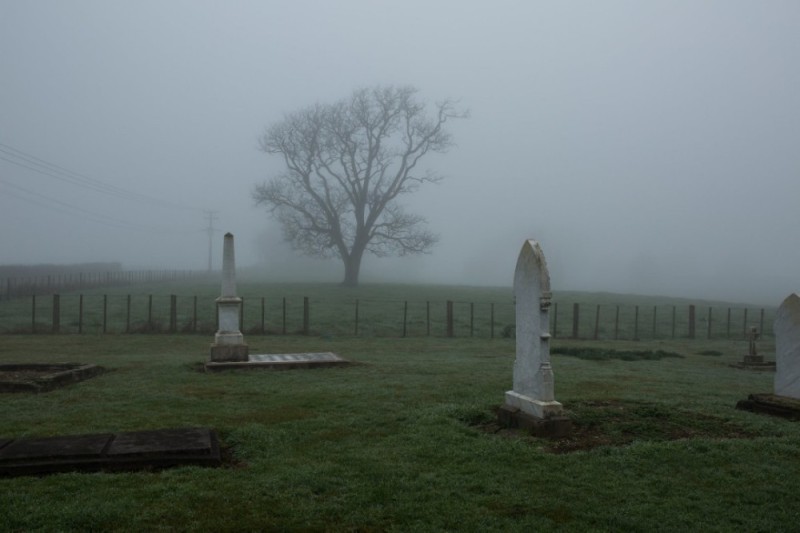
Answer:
(209, 342, 249, 362)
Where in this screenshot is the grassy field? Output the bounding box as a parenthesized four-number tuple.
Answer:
(1, 331, 796, 531)
(0, 281, 777, 340)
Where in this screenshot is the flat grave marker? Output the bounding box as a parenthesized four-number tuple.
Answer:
(0, 427, 221, 477)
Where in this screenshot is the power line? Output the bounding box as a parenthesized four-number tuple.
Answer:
(0, 142, 205, 212)
(0, 176, 198, 234)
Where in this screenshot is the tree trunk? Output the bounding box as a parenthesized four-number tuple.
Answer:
(342, 250, 364, 287)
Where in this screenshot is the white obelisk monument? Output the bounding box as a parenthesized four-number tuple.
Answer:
(209, 233, 249, 362)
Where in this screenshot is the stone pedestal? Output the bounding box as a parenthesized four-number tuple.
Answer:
(209, 343, 249, 362)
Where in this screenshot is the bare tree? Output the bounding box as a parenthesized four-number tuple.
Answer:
(253, 85, 467, 286)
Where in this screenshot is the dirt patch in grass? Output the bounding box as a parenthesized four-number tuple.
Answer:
(552, 347, 684, 361)
(473, 400, 764, 454)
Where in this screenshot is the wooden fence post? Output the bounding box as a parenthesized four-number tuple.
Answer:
(572, 303, 580, 339)
(553, 303, 559, 338)
(726, 308, 731, 338)
(52, 294, 60, 334)
(426, 301, 431, 337)
(688, 305, 696, 339)
(354, 299, 359, 336)
(672, 305, 677, 338)
(759, 308, 765, 336)
(32, 295, 36, 333)
(652, 306, 657, 339)
(403, 301, 408, 338)
(169, 294, 177, 333)
(743, 308, 748, 338)
(490, 303, 495, 339)
(239, 297, 244, 332)
(470, 302, 474, 337)
(303, 297, 309, 335)
(594, 304, 600, 340)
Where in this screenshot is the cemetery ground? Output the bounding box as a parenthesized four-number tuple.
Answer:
(2, 333, 799, 531)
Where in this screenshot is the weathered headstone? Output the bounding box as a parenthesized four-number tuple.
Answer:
(774, 293, 800, 399)
(730, 326, 775, 370)
(736, 293, 800, 417)
(499, 240, 570, 436)
(209, 233, 249, 362)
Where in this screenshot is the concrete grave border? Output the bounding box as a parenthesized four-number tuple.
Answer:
(0, 363, 105, 393)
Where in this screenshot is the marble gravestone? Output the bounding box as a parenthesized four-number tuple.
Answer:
(774, 293, 800, 399)
(499, 240, 570, 436)
(209, 233, 249, 362)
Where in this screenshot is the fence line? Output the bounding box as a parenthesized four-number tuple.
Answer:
(0, 294, 776, 341)
(1, 270, 207, 300)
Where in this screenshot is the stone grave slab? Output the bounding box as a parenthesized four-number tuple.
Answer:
(0, 363, 105, 393)
(0, 427, 220, 477)
(205, 352, 350, 371)
(0, 433, 112, 461)
(108, 427, 214, 458)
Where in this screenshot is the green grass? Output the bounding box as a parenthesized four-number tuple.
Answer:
(0, 334, 796, 531)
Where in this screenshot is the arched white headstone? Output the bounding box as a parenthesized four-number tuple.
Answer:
(504, 240, 563, 418)
(774, 293, 800, 399)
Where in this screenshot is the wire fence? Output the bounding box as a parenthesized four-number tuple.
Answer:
(1, 270, 207, 301)
(0, 292, 776, 341)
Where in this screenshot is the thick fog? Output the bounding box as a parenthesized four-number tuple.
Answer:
(1, 1, 798, 304)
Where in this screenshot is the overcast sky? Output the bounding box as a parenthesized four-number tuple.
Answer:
(1, 0, 798, 303)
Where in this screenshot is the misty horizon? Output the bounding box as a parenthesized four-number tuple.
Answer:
(2, 1, 798, 306)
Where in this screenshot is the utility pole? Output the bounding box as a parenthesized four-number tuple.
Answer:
(204, 210, 219, 272)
